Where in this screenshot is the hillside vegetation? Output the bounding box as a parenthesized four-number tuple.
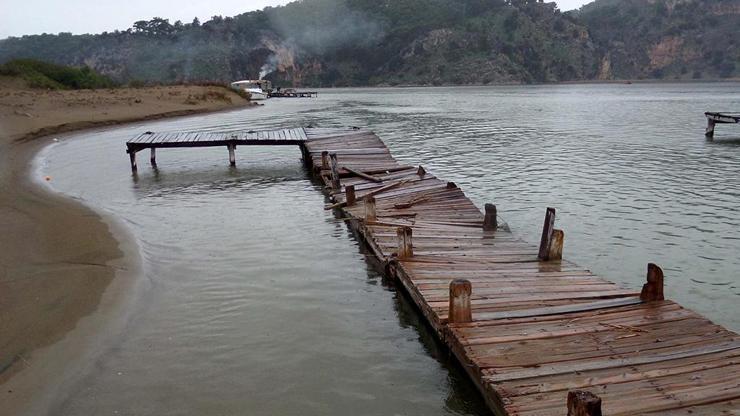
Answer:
(0, 0, 737, 87)
(0, 59, 115, 89)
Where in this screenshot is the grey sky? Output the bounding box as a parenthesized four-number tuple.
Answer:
(0, 0, 593, 39)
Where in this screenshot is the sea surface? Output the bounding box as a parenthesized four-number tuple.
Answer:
(39, 83, 740, 415)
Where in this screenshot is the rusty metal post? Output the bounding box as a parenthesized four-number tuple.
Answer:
(448, 279, 472, 324)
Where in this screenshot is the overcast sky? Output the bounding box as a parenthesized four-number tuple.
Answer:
(0, 0, 593, 39)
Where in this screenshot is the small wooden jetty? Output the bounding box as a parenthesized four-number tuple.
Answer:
(269, 89, 318, 98)
(705, 112, 740, 137)
(126, 127, 740, 415)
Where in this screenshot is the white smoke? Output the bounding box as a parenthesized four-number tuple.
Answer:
(259, 55, 278, 79)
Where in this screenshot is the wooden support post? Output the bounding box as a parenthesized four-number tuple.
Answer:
(329, 153, 340, 190)
(567, 390, 602, 416)
(364, 196, 376, 222)
(447, 182, 457, 189)
(548, 229, 564, 260)
(640, 263, 664, 302)
(345, 185, 356, 206)
(448, 279, 472, 324)
(150, 148, 157, 166)
(706, 118, 715, 138)
(417, 165, 426, 177)
(227, 144, 236, 166)
(321, 150, 329, 170)
(538, 207, 556, 260)
(128, 149, 138, 172)
(396, 226, 413, 258)
(483, 203, 497, 231)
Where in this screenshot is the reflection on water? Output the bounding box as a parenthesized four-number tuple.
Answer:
(41, 83, 739, 415)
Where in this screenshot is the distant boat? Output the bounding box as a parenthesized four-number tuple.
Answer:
(230, 80, 271, 101)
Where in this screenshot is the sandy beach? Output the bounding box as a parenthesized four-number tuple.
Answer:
(0, 78, 255, 413)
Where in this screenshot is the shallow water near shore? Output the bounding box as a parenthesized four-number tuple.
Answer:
(39, 83, 740, 414)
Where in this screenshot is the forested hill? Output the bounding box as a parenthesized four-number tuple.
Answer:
(0, 0, 737, 87)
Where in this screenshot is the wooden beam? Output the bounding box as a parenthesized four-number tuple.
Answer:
(640, 263, 664, 302)
(567, 391, 602, 416)
(396, 226, 413, 258)
(538, 207, 556, 260)
(343, 166, 383, 183)
(150, 148, 157, 166)
(483, 203, 497, 231)
(128, 149, 138, 172)
(448, 279, 472, 324)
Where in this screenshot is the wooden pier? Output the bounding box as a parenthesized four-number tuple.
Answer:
(126, 127, 740, 415)
(268, 90, 318, 98)
(705, 112, 740, 137)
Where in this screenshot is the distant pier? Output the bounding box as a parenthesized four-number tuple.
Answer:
(126, 127, 740, 415)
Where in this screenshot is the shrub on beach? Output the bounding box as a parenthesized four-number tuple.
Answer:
(0, 59, 116, 89)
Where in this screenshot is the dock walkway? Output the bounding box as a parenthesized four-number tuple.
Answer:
(126, 127, 740, 415)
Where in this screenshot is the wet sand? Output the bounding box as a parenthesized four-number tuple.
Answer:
(0, 79, 255, 414)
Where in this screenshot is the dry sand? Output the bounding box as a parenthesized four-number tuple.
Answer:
(0, 78, 256, 413)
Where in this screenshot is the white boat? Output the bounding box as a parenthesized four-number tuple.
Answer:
(230, 80, 271, 101)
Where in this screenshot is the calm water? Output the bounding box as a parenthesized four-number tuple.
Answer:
(39, 83, 740, 415)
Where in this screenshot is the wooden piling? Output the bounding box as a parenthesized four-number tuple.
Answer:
(128, 150, 137, 172)
(567, 391, 602, 416)
(417, 165, 426, 177)
(706, 118, 715, 138)
(227, 144, 236, 166)
(396, 226, 413, 258)
(448, 279, 472, 324)
(538, 207, 556, 260)
(364, 196, 376, 222)
(150, 148, 157, 166)
(321, 150, 329, 170)
(483, 203, 497, 231)
(548, 229, 564, 260)
(640, 263, 664, 302)
(330, 153, 340, 190)
(345, 185, 356, 206)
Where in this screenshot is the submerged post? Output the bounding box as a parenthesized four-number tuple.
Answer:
(345, 185, 356, 206)
(567, 391, 602, 416)
(364, 196, 376, 222)
(227, 144, 236, 167)
(483, 203, 497, 231)
(330, 153, 340, 190)
(448, 279, 472, 324)
(538, 207, 556, 260)
(150, 148, 157, 166)
(640, 263, 664, 302)
(397, 226, 413, 258)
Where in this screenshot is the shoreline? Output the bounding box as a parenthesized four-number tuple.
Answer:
(0, 85, 256, 414)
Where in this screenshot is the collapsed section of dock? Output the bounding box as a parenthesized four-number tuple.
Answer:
(126, 127, 740, 415)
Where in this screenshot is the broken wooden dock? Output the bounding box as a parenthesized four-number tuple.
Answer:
(126, 127, 740, 415)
